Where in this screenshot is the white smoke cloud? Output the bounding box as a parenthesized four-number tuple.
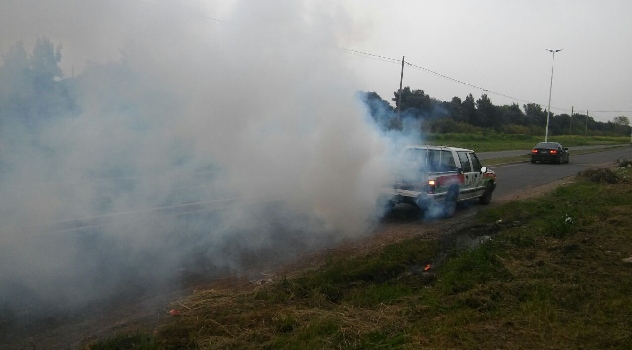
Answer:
(0, 0, 401, 321)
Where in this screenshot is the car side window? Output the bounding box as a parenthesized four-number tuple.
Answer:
(402, 148, 424, 167)
(469, 153, 482, 172)
(426, 149, 441, 171)
(457, 152, 472, 172)
(440, 150, 457, 171)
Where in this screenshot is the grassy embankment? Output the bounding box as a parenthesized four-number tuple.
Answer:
(88, 165, 632, 349)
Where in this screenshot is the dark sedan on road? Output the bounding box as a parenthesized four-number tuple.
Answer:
(531, 142, 570, 164)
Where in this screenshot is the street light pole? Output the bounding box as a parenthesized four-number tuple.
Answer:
(545, 49, 562, 142)
(397, 56, 405, 129)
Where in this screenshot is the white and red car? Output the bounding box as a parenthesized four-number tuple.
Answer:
(383, 145, 497, 217)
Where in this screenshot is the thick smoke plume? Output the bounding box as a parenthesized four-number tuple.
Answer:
(0, 0, 417, 321)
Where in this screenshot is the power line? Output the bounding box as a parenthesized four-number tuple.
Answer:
(332, 47, 401, 64)
(327, 48, 625, 118)
(123, 0, 631, 120)
(404, 61, 535, 105)
(401, 59, 627, 120)
(589, 110, 632, 113)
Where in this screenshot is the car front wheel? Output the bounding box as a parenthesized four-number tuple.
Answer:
(479, 183, 493, 205)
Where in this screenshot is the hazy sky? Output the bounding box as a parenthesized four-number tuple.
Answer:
(2, 0, 630, 122)
(344, 0, 632, 123)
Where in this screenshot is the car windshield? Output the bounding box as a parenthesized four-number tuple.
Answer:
(534, 142, 560, 149)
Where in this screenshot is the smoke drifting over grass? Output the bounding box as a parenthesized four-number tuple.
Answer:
(0, 0, 416, 321)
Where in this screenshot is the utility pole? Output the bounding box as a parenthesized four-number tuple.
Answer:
(397, 56, 405, 127)
(569, 106, 573, 135)
(585, 110, 589, 136)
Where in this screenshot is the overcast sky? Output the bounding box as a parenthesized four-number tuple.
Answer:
(345, 0, 632, 123)
(1, 0, 631, 122)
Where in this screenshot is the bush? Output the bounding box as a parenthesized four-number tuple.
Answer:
(577, 168, 620, 184)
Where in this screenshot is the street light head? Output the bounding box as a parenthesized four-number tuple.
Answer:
(546, 48, 563, 53)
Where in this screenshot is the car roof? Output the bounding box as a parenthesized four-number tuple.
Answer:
(403, 145, 475, 153)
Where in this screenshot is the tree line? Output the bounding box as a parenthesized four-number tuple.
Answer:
(0, 38, 76, 128)
(361, 87, 631, 137)
(1, 38, 629, 140)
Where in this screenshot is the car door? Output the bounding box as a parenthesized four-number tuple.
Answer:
(468, 152, 487, 197)
(456, 151, 480, 200)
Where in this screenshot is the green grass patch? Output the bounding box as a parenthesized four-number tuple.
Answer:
(85, 332, 158, 350)
(259, 237, 440, 306)
(88, 168, 632, 349)
(437, 240, 513, 295)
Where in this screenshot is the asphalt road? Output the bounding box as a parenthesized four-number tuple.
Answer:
(489, 146, 632, 200)
(477, 144, 631, 160)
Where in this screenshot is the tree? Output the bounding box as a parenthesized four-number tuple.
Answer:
(497, 103, 526, 130)
(0, 38, 73, 127)
(462, 93, 477, 125)
(476, 94, 498, 128)
(523, 103, 545, 117)
(611, 116, 631, 137)
(448, 96, 465, 122)
(360, 91, 395, 130)
(374, 85, 628, 137)
(613, 116, 630, 126)
(33, 38, 62, 76)
(392, 87, 432, 115)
